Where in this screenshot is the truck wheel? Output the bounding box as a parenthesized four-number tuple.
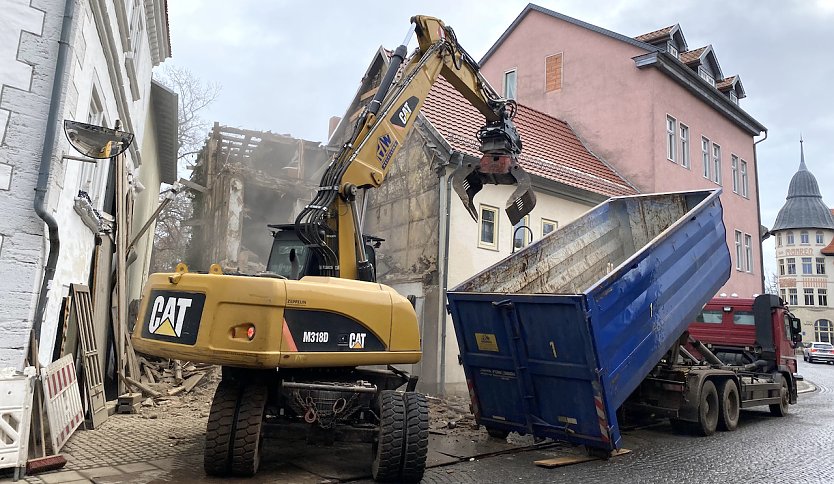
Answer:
(769, 377, 789, 417)
(487, 428, 510, 440)
(717, 380, 740, 431)
(204, 381, 241, 476)
(231, 383, 268, 476)
(372, 390, 405, 482)
(400, 392, 429, 483)
(695, 380, 719, 436)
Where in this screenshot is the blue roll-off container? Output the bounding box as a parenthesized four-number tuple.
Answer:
(446, 190, 730, 451)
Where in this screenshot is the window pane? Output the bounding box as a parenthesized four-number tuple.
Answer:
(733, 311, 755, 325)
(666, 116, 676, 161)
(731, 155, 739, 193)
(805, 288, 815, 305)
(679, 125, 689, 168)
(820, 289, 828, 307)
(802, 257, 812, 274)
(801, 231, 809, 244)
(504, 70, 517, 100)
(712, 144, 721, 184)
(816, 232, 824, 244)
(817, 258, 826, 275)
(696, 310, 723, 323)
(480, 207, 496, 245)
(744, 234, 752, 273)
(787, 258, 796, 274)
(702, 138, 710, 178)
(740, 160, 748, 196)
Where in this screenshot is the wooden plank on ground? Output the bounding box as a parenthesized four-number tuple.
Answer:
(534, 449, 631, 468)
(183, 372, 206, 392)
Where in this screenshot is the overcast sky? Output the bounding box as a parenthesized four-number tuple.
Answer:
(165, 0, 834, 278)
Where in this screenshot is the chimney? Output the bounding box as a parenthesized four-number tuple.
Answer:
(328, 116, 342, 140)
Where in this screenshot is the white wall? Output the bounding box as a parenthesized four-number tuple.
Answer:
(0, 0, 164, 368)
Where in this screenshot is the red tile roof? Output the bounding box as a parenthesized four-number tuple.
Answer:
(680, 46, 707, 64)
(716, 75, 737, 91)
(420, 77, 637, 198)
(824, 210, 834, 255)
(634, 25, 675, 43)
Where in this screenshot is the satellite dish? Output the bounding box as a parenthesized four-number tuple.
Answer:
(63, 120, 134, 159)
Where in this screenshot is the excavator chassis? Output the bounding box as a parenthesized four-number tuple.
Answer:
(131, 266, 428, 481)
(203, 366, 428, 482)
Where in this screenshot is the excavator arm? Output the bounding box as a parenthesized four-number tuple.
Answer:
(295, 15, 536, 282)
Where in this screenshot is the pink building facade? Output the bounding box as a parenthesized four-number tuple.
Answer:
(479, 5, 767, 297)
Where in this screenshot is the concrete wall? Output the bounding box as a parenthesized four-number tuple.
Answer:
(364, 122, 442, 393)
(480, 9, 763, 298)
(0, 0, 164, 368)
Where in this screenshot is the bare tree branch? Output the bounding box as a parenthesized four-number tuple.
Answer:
(149, 65, 220, 272)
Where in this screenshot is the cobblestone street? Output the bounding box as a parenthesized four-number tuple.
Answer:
(9, 360, 831, 483)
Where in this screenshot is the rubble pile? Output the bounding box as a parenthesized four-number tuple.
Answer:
(119, 356, 219, 415)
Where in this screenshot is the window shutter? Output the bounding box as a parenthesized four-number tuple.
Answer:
(546, 53, 563, 92)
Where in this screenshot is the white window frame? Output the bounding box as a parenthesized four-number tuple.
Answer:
(731, 155, 739, 193)
(800, 231, 809, 245)
(504, 69, 517, 101)
(817, 257, 826, 275)
(541, 218, 558, 238)
(805, 288, 815, 306)
(740, 159, 749, 197)
(712, 144, 722, 185)
(667, 42, 678, 58)
(816, 231, 824, 244)
(511, 215, 531, 251)
(699, 66, 716, 87)
(734, 230, 743, 271)
(787, 257, 796, 275)
(819, 289, 828, 307)
(786, 232, 795, 245)
(679, 124, 690, 169)
(478, 205, 499, 250)
(666, 115, 677, 162)
(776, 232, 782, 247)
(729, 90, 738, 104)
(744, 233, 753, 273)
(802, 257, 812, 275)
(701, 137, 710, 179)
(779, 258, 785, 275)
(788, 288, 797, 306)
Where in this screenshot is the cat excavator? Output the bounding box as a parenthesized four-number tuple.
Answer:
(131, 15, 535, 482)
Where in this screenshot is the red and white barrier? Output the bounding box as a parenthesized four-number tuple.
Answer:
(41, 355, 84, 452)
(0, 367, 36, 474)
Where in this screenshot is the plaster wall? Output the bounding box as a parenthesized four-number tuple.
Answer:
(480, 10, 763, 297)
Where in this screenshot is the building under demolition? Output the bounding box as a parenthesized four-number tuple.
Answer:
(188, 123, 331, 272)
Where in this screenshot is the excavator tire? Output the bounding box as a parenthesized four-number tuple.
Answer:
(372, 390, 405, 482)
(230, 383, 268, 476)
(204, 381, 241, 476)
(400, 392, 429, 482)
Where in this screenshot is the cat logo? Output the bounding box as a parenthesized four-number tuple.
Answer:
(148, 295, 192, 338)
(348, 332, 367, 349)
(390, 96, 418, 128)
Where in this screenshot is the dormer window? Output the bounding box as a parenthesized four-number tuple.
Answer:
(667, 42, 678, 58)
(729, 90, 738, 104)
(699, 66, 715, 87)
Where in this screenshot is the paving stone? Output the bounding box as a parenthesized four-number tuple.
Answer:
(39, 470, 85, 483)
(114, 462, 157, 473)
(79, 466, 124, 479)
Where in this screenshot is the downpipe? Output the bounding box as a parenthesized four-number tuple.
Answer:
(753, 129, 768, 293)
(33, 0, 76, 344)
(438, 152, 459, 396)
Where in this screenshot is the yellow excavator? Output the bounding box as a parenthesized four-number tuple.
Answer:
(132, 15, 535, 482)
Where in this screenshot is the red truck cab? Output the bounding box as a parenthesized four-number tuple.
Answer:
(689, 295, 802, 375)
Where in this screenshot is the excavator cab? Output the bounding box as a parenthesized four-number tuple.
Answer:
(266, 224, 381, 280)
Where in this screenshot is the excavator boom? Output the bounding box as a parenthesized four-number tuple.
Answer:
(295, 15, 536, 282)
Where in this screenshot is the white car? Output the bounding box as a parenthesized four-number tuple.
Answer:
(803, 342, 834, 364)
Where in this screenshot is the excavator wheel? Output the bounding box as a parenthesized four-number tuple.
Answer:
(204, 381, 241, 476)
(372, 390, 405, 482)
(230, 383, 268, 476)
(400, 392, 429, 482)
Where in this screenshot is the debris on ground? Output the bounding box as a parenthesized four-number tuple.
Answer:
(118, 356, 220, 418)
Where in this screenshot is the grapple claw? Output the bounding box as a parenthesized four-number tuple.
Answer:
(450, 155, 536, 225)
